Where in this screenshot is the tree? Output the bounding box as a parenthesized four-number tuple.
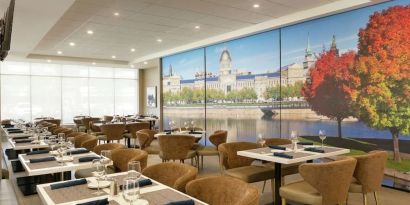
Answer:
(349, 6, 410, 162)
(302, 49, 356, 138)
(264, 86, 280, 100)
(180, 87, 194, 104)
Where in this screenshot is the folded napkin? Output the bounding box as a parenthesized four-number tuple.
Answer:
(304, 147, 325, 153)
(14, 139, 32, 143)
(76, 198, 109, 205)
(268, 145, 286, 150)
(78, 156, 101, 163)
(50, 178, 87, 190)
(189, 131, 202, 134)
(297, 142, 314, 145)
(69, 149, 90, 155)
(29, 157, 56, 163)
(27, 150, 50, 155)
(2, 124, 14, 128)
(273, 152, 293, 159)
(6, 128, 20, 131)
(119, 179, 153, 190)
(9, 130, 24, 134)
(165, 199, 195, 205)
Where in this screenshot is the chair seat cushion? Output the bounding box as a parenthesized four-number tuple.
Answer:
(75, 165, 115, 178)
(197, 147, 219, 156)
(144, 145, 160, 154)
(280, 181, 322, 205)
(349, 178, 363, 193)
(159, 150, 197, 160)
(224, 165, 275, 183)
(91, 132, 104, 136)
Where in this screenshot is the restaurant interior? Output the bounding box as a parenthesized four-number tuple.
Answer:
(1, 0, 409, 205)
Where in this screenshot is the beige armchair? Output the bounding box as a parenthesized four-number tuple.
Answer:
(74, 134, 97, 150)
(98, 123, 126, 143)
(142, 162, 198, 192)
(137, 129, 159, 154)
(124, 122, 150, 147)
(186, 176, 259, 205)
(41, 119, 61, 127)
(349, 150, 388, 205)
(81, 117, 100, 133)
(158, 135, 198, 167)
(92, 143, 126, 155)
(197, 130, 227, 169)
(280, 157, 357, 205)
(111, 148, 148, 172)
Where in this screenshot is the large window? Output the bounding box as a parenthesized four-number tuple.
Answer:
(0, 61, 138, 123)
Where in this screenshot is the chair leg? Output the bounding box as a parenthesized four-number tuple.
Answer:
(363, 193, 368, 205)
(262, 180, 266, 193)
(201, 155, 204, 169)
(346, 193, 349, 205)
(270, 178, 275, 202)
(374, 192, 379, 205)
(281, 198, 286, 205)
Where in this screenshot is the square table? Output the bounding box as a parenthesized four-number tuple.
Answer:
(238, 144, 349, 205)
(1, 126, 33, 139)
(8, 138, 50, 150)
(37, 172, 208, 205)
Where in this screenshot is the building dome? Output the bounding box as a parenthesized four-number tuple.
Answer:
(219, 49, 232, 62)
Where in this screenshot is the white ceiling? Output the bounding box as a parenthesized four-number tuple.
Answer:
(1, 0, 385, 66)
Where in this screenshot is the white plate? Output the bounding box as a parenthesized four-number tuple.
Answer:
(87, 180, 110, 189)
(56, 156, 73, 163)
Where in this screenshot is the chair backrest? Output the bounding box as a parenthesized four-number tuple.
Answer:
(111, 149, 148, 172)
(137, 129, 157, 148)
(299, 157, 357, 205)
(142, 162, 198, 192)
(218, 142, 259, 169)
(186, 176, 259, 205)
(74, 134, 97, 150)
(51, 127, 64, 135)
(100, 124, 126, 141)
(158, 135, 195, 161)
(264, 138, 291, 146)
(209, 130, 228, 149)
(81, 117, 100, 130)
(353, 150, 388, 193)
(42, 119, 61, 127)
(126, 122, 150, 138)
(103, 115, 113, 122)
(89, 121, 101, 132)
(92, 143, 126, 155)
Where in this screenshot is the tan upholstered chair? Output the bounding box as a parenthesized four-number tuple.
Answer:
(264, 138, 291, 146)
(103, 115, 113, 122)
(123, 122, 150, 147)
(98, 123, 126, 143)
(1, 119, 11, 125)
(142, 162, 198, 192)
(73, 116, 87, 131)
(92, 143, 126, 155)
(89, 121, 103, 136)
(74, 134, 97, 150)
(158, 135, 198, 167)
(42, 119, 61, 127)
(137, 129, 159, 154)
(280, 157, 357, 205)
(197, 130, 228, 169)
(81, 117, 100, 133)
(186, 176, 259, 205)
(349, 151, 388, 205)
(111, 148, 148, 172)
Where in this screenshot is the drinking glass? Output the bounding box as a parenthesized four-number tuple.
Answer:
(257, 133, 266, 147)
(319, 130, 326, 148)
(184, 121, 189, 131)
(127, 161, 141, 180)
(122, 178, 139, 205)
(290, 130, 298, 151)
(48, 136, 57, 151)
(92, 159, 105, 195)
(57, 133, 65, 143)
(190, 121, 195, 131)
(100, 150, 112, 178)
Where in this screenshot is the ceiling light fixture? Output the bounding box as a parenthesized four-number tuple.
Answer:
(69, 42, 75, 46)
(114, 12, 119, 16)
(130, 65, 135, 68)
(157, 39, 162, 43)
(253, 4, 260, 8)
(57, 51, 63, 55)
(111, 55, 116, 59)
(143, 61, 148, 65)
(87, 30, 94, 35)
(195, 25, 200, 29)
(47, 59, 52, 63)
(92, 62, 96, 65)
(130, 48, 136, 52)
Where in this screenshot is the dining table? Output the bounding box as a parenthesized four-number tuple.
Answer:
(37, 172, 207, 205)
(237, 143, 350, 205)
(154, 131, 205, 142)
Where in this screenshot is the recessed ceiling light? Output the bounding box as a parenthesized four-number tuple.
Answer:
(156, 39, 162, 43)
(114, 12, 119, 16)
(253, 4, 260, 8)
(69, 42, 75, 46)
(195, 25, 200, 29)
(111, 55, 116, 59)
(130, 48, 136, 52)
(87, 30, 94, 35)
(47, 59, 52, 63)
(92, 62, 96, 65)
(143, 61, 148, 65)
(57, 51, 63, 55)
(130, 65, 135, 68)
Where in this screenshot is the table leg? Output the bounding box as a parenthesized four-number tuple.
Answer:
(274, 162, 282, 205)
(60, 172, 64, 181)
(127, 138, 131, 148)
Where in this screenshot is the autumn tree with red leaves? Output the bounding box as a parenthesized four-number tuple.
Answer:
(349, 6, 410, 162)
(302, 49, 356, 138)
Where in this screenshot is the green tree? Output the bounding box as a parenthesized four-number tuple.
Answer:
(264, 86, 280, 100)
(180, 87, 194, 104)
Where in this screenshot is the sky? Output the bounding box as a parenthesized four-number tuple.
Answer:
(162, 0, 410, 80)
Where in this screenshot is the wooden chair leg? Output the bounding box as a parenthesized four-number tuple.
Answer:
(374, 192, 379, 205)
(201, 155, 204, 169)
(262, 180, 266, 193)
(270, 178, 275, 202)
(281, 198, 286, 205)
(363, 193, 368, 205)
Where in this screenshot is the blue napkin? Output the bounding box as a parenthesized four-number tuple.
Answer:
(3, 124, 14, 128)
(78, 156, 101, 162)
(30, 157, 56, 163)
(189, 131, 202, 134)
(9, 130, 24, 134)
(304, 147, 325, 153)
(268, 145, 286, 150)
(14, 139, 32, 143)
(273, 152, 293, 159)
(119, 179, 153, 190)
(69, 149, 90, 155)
(165, 199, 195, 205)
(297, 142, 313, 145)
(6, 128, 20, 131)
(76, 198, 109, 205)
(27, 150, 49, 155)
(50, 178, 87, 190)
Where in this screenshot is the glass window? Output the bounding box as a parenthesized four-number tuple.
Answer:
(31, 63, 61, 76)
(1, 75, 31, 120)
(62, 78, 89, 123)
(114, 68, 138, 79)
(114, 79, 137, 115)
(1, 61, 30, 75)
(62, 65, 89, 77)
(89, 78, 114, 116)
(89, 67, 114, 78)
(31, 76, 61, 119)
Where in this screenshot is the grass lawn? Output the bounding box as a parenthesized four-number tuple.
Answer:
(299, 137, 410, 172)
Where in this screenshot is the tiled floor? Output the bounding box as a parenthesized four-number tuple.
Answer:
(3, 139, 410, 205)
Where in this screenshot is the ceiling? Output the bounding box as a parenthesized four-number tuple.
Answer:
(1, 0, 384, 67)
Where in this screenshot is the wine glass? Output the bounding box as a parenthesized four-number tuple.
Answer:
(190, 121, 195, 131)
(127, 161, 141, 180)
(290, 130, 298, 151)
(57, 133, 65, 143)
(184, 121, 189, 131)
(122, 178, 139, 205)
(257, 133, 266, 148)
(48, 136, 57, 151)
(92, 159, 104, 195)
(100, 150, 112, 179)
(319, 130, 326, 148)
